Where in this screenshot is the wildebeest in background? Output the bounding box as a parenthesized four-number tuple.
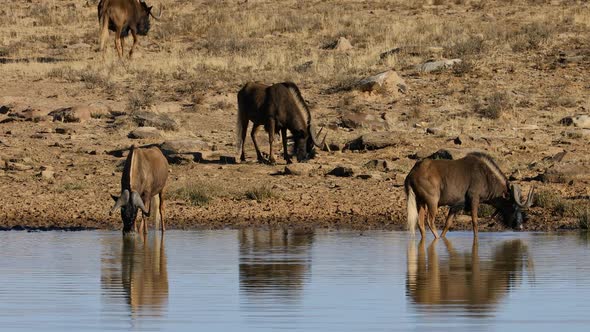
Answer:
(97, 0, 161, 58)
(236, 82, 325, 164)
(405, 152, 534, 239)
(110, 146, 168, 233)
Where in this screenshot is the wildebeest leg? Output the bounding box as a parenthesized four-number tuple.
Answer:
(250, 124, 264, 162)
(470, 197, 480, 238)
(418, 205, 427, 239)
(281, 128, 291, 164)
(426, 201, 440, 239)
(99, 16, 109, 57)
(239, 118, 249, 162)
(115, 27, 123, 58)
(129, 29, 138, 59)
(441, 206, 460, 238)
(143, 198, 151, 234)
(159, 191, 165, 233)
(267, 120, 276, 164)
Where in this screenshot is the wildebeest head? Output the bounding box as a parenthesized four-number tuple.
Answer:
(495, 184, 535, 230)
(136, 1, 162, 36)
(110, 189, 148, 232)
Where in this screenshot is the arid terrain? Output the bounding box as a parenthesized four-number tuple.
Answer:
(0, 0, 589, 231)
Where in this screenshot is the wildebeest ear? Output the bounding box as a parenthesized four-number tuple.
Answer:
(148, 5, 153, 11)
(111, 194, 119, 202)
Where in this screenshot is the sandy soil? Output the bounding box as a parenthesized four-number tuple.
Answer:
(0, 0, 589, 232)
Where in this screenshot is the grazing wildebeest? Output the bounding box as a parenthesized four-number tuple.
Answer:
(110, 146, 168, 233)
(236, 81, 325, 164)
(405, 152, 534, 239)
(97, 0, 161, 58)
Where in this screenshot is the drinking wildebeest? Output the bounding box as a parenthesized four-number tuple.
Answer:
(110, 146, 168, 233)
(236, 82, 325, 164)
(98, 0, 161, 58)
(405, 152, 534, 239)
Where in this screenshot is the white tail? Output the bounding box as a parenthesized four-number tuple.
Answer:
(407, 186, 418, 236)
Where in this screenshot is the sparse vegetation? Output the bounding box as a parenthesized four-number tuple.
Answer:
(170, 182, 223, 207)
(243, 186, 276, 202)
(474, 92, 511, 120)
(578, 208, 590, 230)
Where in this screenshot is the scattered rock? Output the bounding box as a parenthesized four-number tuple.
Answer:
(328, 166, 355, 177)
(363, 159, 389, 172)
(340, 111, 389, 131)
(55, 127, 74, 135)
(133, 111, 179, 131)
(453, 136, 463, 145)
(284, 163, 315, 176)
(18, 108, 51, 122)
(540, 164, 590, 183)
(39, 170, 55, 180)
(219, 155, 237, 164)
(379, 47, 402, 60)
(355, 70, 407, 96)
(160, 139, 210, 154)
(560, 115, 590, 129)
(323, 37, 353, 51)
(415, 59, 462, 73)
(5, 162, 32, 171)
(345, 132, 401, 151)
(0, 105, 11, 114)
(49, 106, 92, 123)
(148, 102, 182, 114)
(327, 142, 341, 152)
(426, 127, 442, 135)
(160, 139, 209, 164)
(128, 127, 161, 139)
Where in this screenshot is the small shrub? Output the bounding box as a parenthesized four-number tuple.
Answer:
(127, 88, 155, 113)
(511, 22, 552, 52)
(474, 92, 511, 119)
(452, 60, 474, 77)
(171, 186, 211, 206)
(244, 186, 275, 202)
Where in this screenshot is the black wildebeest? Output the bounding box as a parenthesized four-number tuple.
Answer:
(98, 0, 161, 58)
(405, 152, 534, 239)
(236, 82, 325, 164)
(110, 146, 168, 233)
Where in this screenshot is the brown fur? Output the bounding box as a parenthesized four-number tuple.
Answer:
(98, 0, 156, 59)
(236, 81, 320, 164)
(116, 146, 168, 233)
(404, 152, 532, 239)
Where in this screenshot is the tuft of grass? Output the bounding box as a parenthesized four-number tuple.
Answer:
(170, 186, 210, 206)
(478, 204, 496, 218)
(244, 186, 276, 202)
(127, 88, 155, 113)
(474, 92, 511, 119)
(510, 22, 552, 52)
(578, 209, 590, 230)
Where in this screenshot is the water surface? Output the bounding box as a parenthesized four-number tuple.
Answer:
(1, 230, 589, 331)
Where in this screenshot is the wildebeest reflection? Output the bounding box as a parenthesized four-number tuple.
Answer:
(239, 229, 313, 300)
(101, 234, 168, 317)
(406, 238, 533, 316)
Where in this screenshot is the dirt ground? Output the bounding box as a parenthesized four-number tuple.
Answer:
(0, 0, 589, 232)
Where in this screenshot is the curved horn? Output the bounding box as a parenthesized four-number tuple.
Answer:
(110, 190, 130, 215)
(524, 186, 535, 208)
(309, 123, 325, 148)
(150, 5, 162, 20)
(511, 184, 529, 208)
(131, 191, 149, 215)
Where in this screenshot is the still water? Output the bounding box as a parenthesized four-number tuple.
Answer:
(1, 230, 590, 331)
